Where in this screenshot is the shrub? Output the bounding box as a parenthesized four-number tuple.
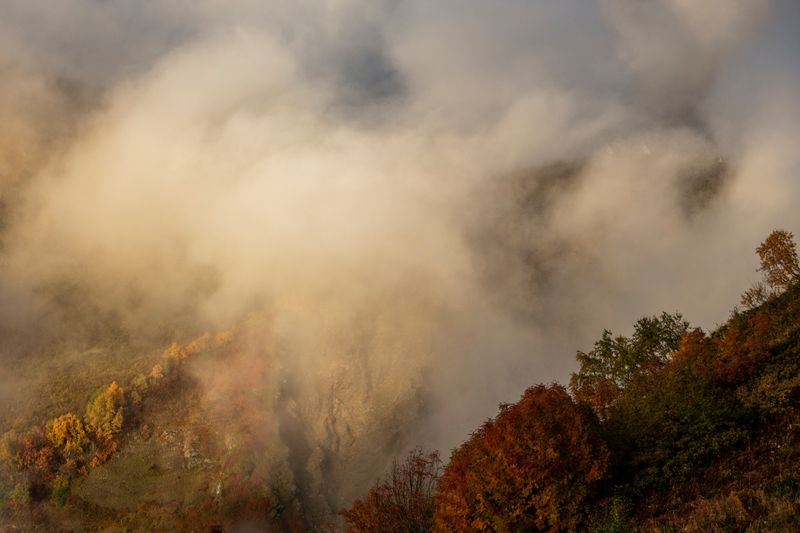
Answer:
(587, 496, 634, 533)
(52, 473, 70, 507)
(0, 430, 21, 472)
(341, 448, 441, 533)
(6, 483, 30, 510)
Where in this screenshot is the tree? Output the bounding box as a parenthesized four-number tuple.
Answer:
(341, 448, 442, 533)
(742, 230, 800, 308)
(85, 381, 126, 466)
(604, 331, 752, 492)
(570, 313, 688, 418)
(756, 230, 800, 290)
(17, 428, 57, 501)
(85, 381, 126, 442)
(435, 385, 609, 532)
(714, 311, 772, 385)
(46, 413, 88, 458)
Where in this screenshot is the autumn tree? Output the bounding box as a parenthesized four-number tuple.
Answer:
(341, 448, 442, 533)
(742, 229, 800, 308)
(46, 413, 88, 459)
(714, 311, 773, 385)
(435, 384, 609, 532)
(604, 330, 752, 492)
(85, 381, 126, 441)
(85, 381, 126, 465)
(570, 313, 688, 418)
(163, 341, 189, 361)
(16, 428, 57, 500)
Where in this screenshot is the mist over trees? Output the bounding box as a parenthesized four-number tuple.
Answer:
(1, 0, 800, 529)
(338, 229, 800, 531)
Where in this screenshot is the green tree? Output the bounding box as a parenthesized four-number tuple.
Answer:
(570, 313, 688, 418)
(605, 330, 752, 492)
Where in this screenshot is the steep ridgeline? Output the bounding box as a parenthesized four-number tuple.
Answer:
(342, 230, 800, 532)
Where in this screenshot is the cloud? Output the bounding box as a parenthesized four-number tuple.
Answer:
(1, 0, 798, 520)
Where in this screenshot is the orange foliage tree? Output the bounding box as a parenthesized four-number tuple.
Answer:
(742, 229, 800, 308)
(714, 310, 773, 384)
(435, 384, 609, 532)
(756, 230, 800, 290)
(671, 328, 716, 374)
(340, 448, 442, 533)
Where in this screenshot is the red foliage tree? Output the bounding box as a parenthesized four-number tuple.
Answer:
(340, 448, 442, 533)
(17, 427, 58, 501)
(714, 311, 772, 384)
(435, 384, 609, 532)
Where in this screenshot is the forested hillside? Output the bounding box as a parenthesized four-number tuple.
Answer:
(3, 221, 800, 532)
(342, 230, 800, 532)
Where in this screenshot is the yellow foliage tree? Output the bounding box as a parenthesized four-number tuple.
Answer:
(84, 381, 126, 442)
(185, 332, 211, 355)
(163, 341, 188, 360)
(45, 413, 88, 457)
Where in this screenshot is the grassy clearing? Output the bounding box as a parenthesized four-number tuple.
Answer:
(0, 342, 162, 433)
(72, 432, 212, 511)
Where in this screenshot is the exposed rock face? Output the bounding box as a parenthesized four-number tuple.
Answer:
(265, 297, 436, 523)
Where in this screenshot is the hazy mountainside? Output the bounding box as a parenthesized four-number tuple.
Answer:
(1, 0, 800, 531)
(0, 311, 430, 530)
(0, 155, 737, 531)
(5, 229, 800, 532)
